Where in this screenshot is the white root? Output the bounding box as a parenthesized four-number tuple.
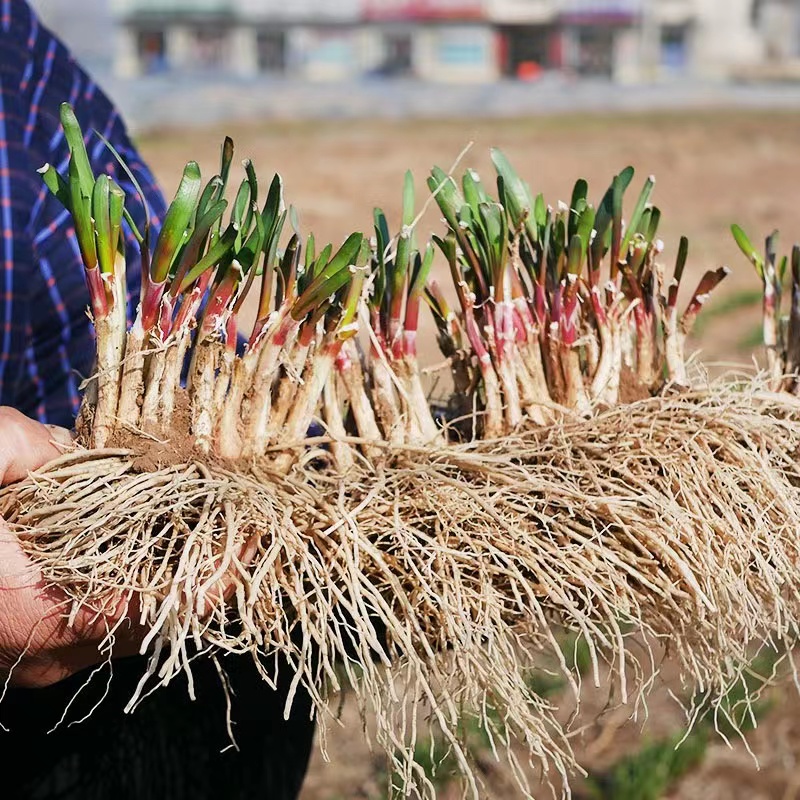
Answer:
(664, 309, 689, 388)
(141, 339, 168, 433)
(495, 356, 523, 433)
(481, 359, 505, 440)
(117, 326, 145, 432)
(401, 356, 443, 445)
(160, 329, 191, 428)
(245, 331, 295, 459)
(6, 382, 800, 800)
(265, 341, 311, 446)
(218, 350, 259, 461)
(519, 340, 554, 425)
(602, 320, 623, 407)
(563, 348, 592, 417)
(91, 315, 125, 448)
(190, 340, 219, 454)
(590, 321, 616, 402)
(323, 375, 354, 472)
(273, 350, 335, 474)
(338, 341, 382, 457)
(371, 357, 405, 446)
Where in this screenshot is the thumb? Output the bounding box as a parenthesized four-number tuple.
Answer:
(0, 408, 72, 485)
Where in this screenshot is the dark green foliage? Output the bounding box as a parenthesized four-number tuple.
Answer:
(582, 730, 709, 800)
(583, 650, 781, 800)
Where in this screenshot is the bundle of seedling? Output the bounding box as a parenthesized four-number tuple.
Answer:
(4, 103, 800, 798)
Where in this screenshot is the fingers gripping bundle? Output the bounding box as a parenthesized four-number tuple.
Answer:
(3, 103, 800, 798)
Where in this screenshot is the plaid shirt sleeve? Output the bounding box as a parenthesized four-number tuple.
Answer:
(0, 0, 166, 428)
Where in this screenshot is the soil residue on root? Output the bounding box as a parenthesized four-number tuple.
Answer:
(618, 366, 655, 405)
(106, 390, 198, 472)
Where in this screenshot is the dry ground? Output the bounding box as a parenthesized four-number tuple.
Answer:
(138, 111, 800, 799)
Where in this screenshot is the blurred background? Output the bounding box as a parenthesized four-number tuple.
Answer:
(25, 0, 800, 127)
(30, 1, 800, 797)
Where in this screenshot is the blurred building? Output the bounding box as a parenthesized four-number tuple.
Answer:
(490, 0, 774, 82)
(110, 0, 800, 83)
(30, 0, 116, 74)
(111, 0, 496, 81)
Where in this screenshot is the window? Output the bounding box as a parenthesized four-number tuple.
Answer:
(191, 28, 227, 69)
(136, 29, 167, 74)
(257, 31, 287, 72)
(660, 24, 689, 72)
(377, 32, 413, 76)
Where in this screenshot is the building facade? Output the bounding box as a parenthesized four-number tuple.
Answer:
(110, 0, 800, 83)
(490, 0, 768, 82)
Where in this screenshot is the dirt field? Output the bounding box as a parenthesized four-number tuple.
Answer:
(138, 111, 800, 799)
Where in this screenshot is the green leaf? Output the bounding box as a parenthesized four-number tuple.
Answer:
(792, 245, 800, 285)
(568, 178, 589, 241)
(490, 150, 527, 215)
(275, 233, 300, 309)
(410, 243, 435, 298)
(594, 166, 634, 244)
(93, 131, 150, 243)
(151, 161, 203, 283)
(621, 175, 655, 257)
(533, 193, 546, 231)
(374, 207, 390, 260)
(68, 157, 97, 270)
(108, 178, 125, 259)
(237, 203, 266, 272)
(304, 232, 317, 273)
(576, 204, 596, 257)
(289, 205, 300, 237)
(628, 235, 649, 277)
(297, 232, 364, 315)
(92, 175, 115, 276)
(259, 208, 286, 278)
(261, 173, 283, 237)
(478, 201, 507, 280)
(60, 103, 95, 200)
(335, 265, 367, 340)
(218, 136, 235, 197)
(608, 168, 632, 275)
(122, 208, 144, 245)
(428, 166, 462, 232)
(433, 231, 464, 301)
(178, 221, 238, 291)
(432, 232, 456, 264)
(646, 206, 661, 242)
(171, 198, 228, 287)
(567, 233, 583, 276)
(230, 206, 267, 313)
(394, 232, 412, 297)
(402, 169, 415, 227)
(463, 169, 490, 220)
(731, 223, 765, 279)
(197, 176, 224, 222)
(232, 178, 252, 245)
(490, 148, 537, 242)
(37, 163, 72, 211)
(309, 243, 333, 284)
(293, 266, 355, 322)
(674, 235, 689, 284)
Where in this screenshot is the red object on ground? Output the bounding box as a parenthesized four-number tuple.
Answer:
(517, 61, 543, 81)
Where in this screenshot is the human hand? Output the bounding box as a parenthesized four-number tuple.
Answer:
(0, 407, 139, 688)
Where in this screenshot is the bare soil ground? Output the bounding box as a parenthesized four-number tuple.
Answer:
(138, 111, 800, 799)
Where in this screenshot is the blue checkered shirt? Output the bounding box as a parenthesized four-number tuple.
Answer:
(0, 0, 165, 427)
